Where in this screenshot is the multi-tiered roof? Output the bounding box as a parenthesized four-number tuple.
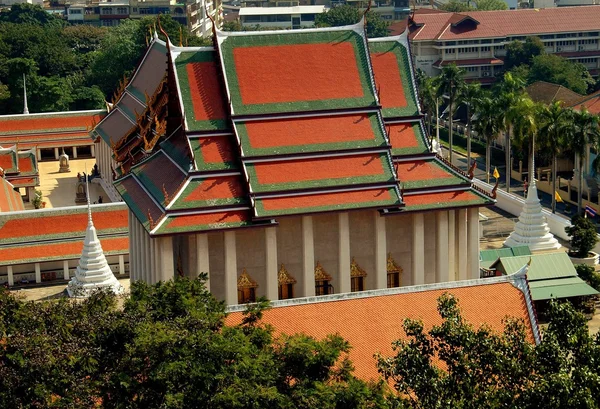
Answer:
(93, 23, 492, 236)
(0, 145, 38, 188)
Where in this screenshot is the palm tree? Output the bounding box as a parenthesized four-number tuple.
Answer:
(419, 76, 439, 138)
(538, 101, 570, 213)
(496, 72, 526, 193)
(472, 94, 502, 184)
(570, 107, 600, 214)
(437, 64, 465, 164)
(511, 97, 541, 183)
(460, 82, 481, 167)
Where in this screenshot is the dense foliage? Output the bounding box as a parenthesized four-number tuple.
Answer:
(0, 277, 388, 408)
(566, 214, 600, 258)
(315, 5, 390, 38)
(0, 4, 208, 115)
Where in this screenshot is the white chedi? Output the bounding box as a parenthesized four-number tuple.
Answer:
(67, 182, 123, 298)
(503, 177, 561, 251)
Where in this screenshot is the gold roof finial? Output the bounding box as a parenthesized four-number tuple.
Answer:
(278, 263, 297, 285)
(350, 257, 367, 277)
(314, 261, 332, 281)
(238, 268, 258, 289)
(387, 253, 403, 274)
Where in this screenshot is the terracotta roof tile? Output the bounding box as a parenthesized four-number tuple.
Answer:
(403, 189, 490, 211)
(397, 159, 466, 189)
(572, 89, 600, 114)
(526, 81, 583, 106)
(189, 135, 238, 171)
(387, 122, 430, 155)
(156, 209, 252, 234)
(0, 178, 23, 212)
(226, 280, 535, 381)
(170, 175, 247, 210)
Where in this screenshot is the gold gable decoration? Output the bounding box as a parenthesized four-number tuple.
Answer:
(387, 253, 403, 275)
(237, 268, 258, 289)
(278, 264, 297, 285)
(314, 261, 332, 281)
(350, 257, 367, 278)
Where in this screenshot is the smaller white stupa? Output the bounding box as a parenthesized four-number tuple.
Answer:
(67, 176, 123, 298)
(504, 138, 561, 251)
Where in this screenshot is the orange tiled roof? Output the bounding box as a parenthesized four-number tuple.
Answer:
(0, 178, 24, 212)
(410, 6, 600, 41)
(226, 276, 538, 381)
(572, 89, 600, 114)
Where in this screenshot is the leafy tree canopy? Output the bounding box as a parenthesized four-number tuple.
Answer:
(504, 36, 546, 71)
(439, 0, 473, 12)
(315, 5, 390, 38)
(473, 0, 508, 10)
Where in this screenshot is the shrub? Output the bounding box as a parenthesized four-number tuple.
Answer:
(565, 214, 599, 258)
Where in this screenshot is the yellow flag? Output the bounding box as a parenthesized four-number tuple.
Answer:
(555, 191, 564, 203)
(493, 167, 500, 179)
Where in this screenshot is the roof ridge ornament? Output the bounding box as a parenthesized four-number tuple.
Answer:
(387, 253, 402, 274)
(314, 261, 332, 281)
(278, 263, 297, 285)
(350, 257, 367, 278)
(23, 74, 29, 115)
(238, 268, 258, 289)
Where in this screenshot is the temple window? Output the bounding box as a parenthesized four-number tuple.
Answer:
(350, 257, 367, 292)
(277, 263, 297, 300)
(314, 261, 333, 296)
(387, 253, 403, 288)
(237, 268, 258, 304)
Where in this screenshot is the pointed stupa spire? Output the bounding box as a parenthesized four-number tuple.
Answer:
(67, 173, 123, 297)
(22, 74, 29, 115)
(504, 134, 561, 251)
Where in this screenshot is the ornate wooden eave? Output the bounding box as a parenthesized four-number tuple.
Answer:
(387, 253, 403, 275)
(350, 257, 367, 278)
(238, 268, 258, 289)
(314, 261, 332, 281)
(277, 263, 297, 285)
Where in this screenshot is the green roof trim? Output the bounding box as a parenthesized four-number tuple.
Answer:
(368, 41, 419, 118)
(174, 51, 229, 132)
(115, 177, 156, 230)
(155, 213, 253, 235)
(401, 159, 468, 190)
(234, 113, 388, 157)
(159, 137, 192, 171)
(529, 277, 599, 300)
(495, 253, 577, 281)
(245, 153, 396, 193)
(220, 30, 377, 115)
(189, 137, 238, 171)
(254, 186, 401, 217)
(127, 41, 167, 102)
(169, 177, 248, 210)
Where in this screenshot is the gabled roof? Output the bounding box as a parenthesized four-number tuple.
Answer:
(0, 203, 128, 266)
(409, 6, 600, 41)
(480, 245, 531, 268)
(526, 81, 583, 106)
(0, 178, 24, 212)
(227, 271, 540, 381)
(0, 146, 39, 188)
(0, 110, 105, 150)
(571, 89, 600, 114)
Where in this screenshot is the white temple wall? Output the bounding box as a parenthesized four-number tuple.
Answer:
(424, 215, 437, 284)
(276, 217, 304, 294)
(385, 213, 413, 286)
(235, 228, 267, 297)
(313, 213, 339, 290)
(349, 210, 376, 290)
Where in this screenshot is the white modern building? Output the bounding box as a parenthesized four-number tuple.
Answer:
(239, 5, 325, 28)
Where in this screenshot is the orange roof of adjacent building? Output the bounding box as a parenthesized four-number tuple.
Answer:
(526, 81, 583, 106)
(0, 178, 24, 212)
(409, 6, 600, 41)
(571, 89, 600, 114)
(226, 273, 539, 381)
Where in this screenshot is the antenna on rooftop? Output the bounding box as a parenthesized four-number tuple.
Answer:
(23, 74, 29, 115)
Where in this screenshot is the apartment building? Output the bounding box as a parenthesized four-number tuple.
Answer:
(66, 0, 221, 37)
(408, 7, 600, 83)
(239, 5, 324, 28)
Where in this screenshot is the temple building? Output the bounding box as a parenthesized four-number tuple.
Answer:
(92, 23, 495, 306)
(0, 145, 39, 201)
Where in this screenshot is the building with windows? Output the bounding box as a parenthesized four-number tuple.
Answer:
(239, 5, 325, 28)
(407, 6, 600, 84)
(65, 0, 222, 37)
(92, 24, 494, 307)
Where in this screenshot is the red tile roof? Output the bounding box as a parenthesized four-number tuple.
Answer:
(182, 176, 245, 204)
(572, 89, 600, 114)
(186, 61, 227, 122)
(0, 178, 24, 212)
(370, 51, 408, 109)
(526, 81, 583, 106)
(410, 6, 600, 41)
(226, 278, 537, 381)
(402, 189, 489, 211)
(233, 42, 365, 105)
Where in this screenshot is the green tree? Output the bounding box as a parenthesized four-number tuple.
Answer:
(439, 0, 473, 12)
(438, 64, 465, 164)
(538, 101, 570, 213)
(472, 93, 502, 183)
(417, 71, 440, 139)
(511, 96, 541, 181)
(315, 5, 390, 37)
(460, 82, 482, 166)
(474, 0, 508, 10)
(504, 36, 546, 71)
(529, 54, 593, 95)
(570, 107, 600, 214)
(0, 3, 64, 26)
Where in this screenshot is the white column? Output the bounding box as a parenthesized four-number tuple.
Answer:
(34, 263, 41, 283)
(411, 213, 425, 285)
(141, 228, 150, 283)
(457, 209, 468, 281)
(129, 212, 137, 282)
(264, 227, 278, 301)
(436, 211, 450, 283)
(63, 260, 70, 280)
(448, 210, 456, 281)
(157, 236, 174, 282)
(224, 231, 238, 305)
(196, 234, 210, 290)
(119, 255, 125, 275)
(91, 144, 95, 158)
(36, 149, 41, 161)
(338, 213, 351, 294)
(302, 216, 316, 297)
(54, 148, 59, 160)
(73, 146, 78, 159)
(7, 266, 13, 287)
(467, 208, 480, 280)
(374, 212, 387, 290)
